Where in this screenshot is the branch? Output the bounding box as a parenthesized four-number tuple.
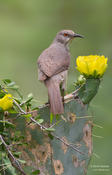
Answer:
(52, 134, 85, 155)
(13, 88, 80, 113)
(64, 88, 80, 102)
(13, 99, 85, 155)
(0, 135, 26, 175)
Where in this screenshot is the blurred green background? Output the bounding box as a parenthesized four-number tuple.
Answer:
(0, 0, 112, 174)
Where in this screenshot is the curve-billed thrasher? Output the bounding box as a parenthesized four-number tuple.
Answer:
(37, 30, 83, 115)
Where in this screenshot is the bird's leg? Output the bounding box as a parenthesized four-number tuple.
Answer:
(61, 88, 65, 104)
(61, 71, 67, 105)
(60, 83, 65, 105)
(62, 89, 65, 105)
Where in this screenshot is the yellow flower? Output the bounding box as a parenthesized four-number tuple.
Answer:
(0, 94, 13, 111)
(76, 55, 108, 77)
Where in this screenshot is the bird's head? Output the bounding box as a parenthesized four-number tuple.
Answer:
(54, 30, 84, 45)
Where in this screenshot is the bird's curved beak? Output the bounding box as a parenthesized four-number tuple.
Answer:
(74, 33, 84, 38)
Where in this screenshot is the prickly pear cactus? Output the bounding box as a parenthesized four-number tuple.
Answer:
(1, 54, 107, 175)
(16, 97, 92, 175)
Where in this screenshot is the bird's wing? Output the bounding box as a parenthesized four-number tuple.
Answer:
(38, 68, 47, 81)
(37, 45, 70, 78)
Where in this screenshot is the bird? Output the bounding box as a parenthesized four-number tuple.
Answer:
(37, 30, 83, 115)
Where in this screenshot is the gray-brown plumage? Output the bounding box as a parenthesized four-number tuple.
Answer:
(37, 30, 83, 115)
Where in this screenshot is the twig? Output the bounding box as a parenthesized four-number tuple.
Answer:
(0, 135, 26, 175)
(13, 99, 27, 114)
(29, 117, 85, 154)
(64, 88, 80, 102)
(30, 117, 47, 130)
(2, 84, 80, 109)
(13, 100, 85, 155)
(30, 117, 85, 154)
(52, 134, 85, 155)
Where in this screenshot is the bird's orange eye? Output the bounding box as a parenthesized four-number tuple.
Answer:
(64, 33, 68, 37)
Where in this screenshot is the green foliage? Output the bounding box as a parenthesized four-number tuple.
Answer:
(0, 79, 44, 174)
(0, 77, 101, 174)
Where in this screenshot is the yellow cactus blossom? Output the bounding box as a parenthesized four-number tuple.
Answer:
(76, 55, 108, 77)
(0, 94, 13, 111)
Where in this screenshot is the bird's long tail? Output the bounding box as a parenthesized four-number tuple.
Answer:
(45, 78, 64, 115)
